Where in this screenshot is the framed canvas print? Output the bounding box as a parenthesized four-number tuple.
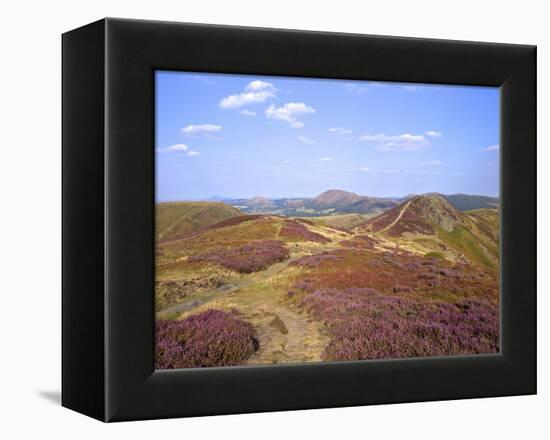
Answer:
(62, 18, 536, 422)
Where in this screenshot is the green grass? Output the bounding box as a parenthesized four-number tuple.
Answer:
(438, 225, 496, 269)
(465, 208, 499, 224)
(425, 251, 445, 259)
(303, 213, 374, 230)
(156, 201, 241, 240)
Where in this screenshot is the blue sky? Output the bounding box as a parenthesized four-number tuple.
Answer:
(156, 71, 499, 201)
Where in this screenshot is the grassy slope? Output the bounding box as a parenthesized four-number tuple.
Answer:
(303, 213, 375, 230)
(156, 201, 241, 241)
(437, 224, 495, 269)
(465, 208, 499, 228)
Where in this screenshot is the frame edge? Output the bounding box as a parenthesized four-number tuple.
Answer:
(62, 19, 108, 421)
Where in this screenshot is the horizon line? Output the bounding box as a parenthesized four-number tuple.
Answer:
(156, 190, 500, 203)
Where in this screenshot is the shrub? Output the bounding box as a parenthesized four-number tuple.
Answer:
(279, 219, 330, 243)
(299, 288, 498, 361)
(393, 284, 412, 293)
(290, 248, 498, 300)
(155, 309, 259, 369)
(341, 234, 379, 250)
(189, 240, 289, 273)
(289, 252, 343, 268)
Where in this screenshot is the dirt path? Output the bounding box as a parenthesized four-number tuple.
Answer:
(246, 301, 330, 365)
(155, 258, 294, 319)
(381, 200, 411, 233)
(160, 248, 333, 364)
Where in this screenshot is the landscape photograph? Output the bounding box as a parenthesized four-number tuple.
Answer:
(155, 71, 500, 369)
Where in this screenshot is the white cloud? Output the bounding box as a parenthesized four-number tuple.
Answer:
(485, 144, 499, 152)
(379, 169, 400, 174)
(360, 167, 370, 172)
(156, 144, 200, 157)
(423, 160, 444, 166)
(181, 124, 222, 135)
(403, 85, 419, 92)
(265, 102, 315, 128)
(156, 144, 188, 153)
(345, 83, 368, 93)
(240, 110, 256, 116)
(298, 136, 315, 145)
(219, 80, 276, 108)
(245, 80, 274, 92)
(318, 157, 332, 162)
(425, 130, 442, 138)
(329, 127, 352, 135)
(359, 133, 430, 151)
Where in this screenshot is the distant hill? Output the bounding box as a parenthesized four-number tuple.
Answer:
(441, 194, 499, 211)
(312, 190, 364, 208)
(246, 196, 276, 208)
(156, 201, 241, 241)
(226, 190, 398, 216)
(312, 190, 397, 214)
(221, 190, 496, 216)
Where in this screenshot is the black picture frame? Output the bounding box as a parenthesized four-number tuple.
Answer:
(62, 18, 536, 422)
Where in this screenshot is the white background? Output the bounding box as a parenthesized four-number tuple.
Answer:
(0, 0, 547, 437)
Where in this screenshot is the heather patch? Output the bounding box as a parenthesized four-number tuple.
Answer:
(292, 249, 498, 300)
(289, 251, 344, 268)
(299, 288, 498, 361)
(202, 214, 265, 231)
(279, 219, 330, 243)
(340, 234, 380, 250)
(188, 240, 289, 273)
(155, 309, 259, 369)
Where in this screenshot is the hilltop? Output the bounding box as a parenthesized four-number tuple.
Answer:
(363, 194, 462, 236)
(358, 194, 499, 269)
(312, 189, 397, 214)
(312, 189, 364, 208)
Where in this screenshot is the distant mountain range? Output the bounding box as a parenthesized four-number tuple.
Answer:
(218, 189, 498, 216)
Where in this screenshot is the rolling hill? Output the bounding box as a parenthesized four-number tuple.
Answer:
(156, 201, 242, 241)
(363, 194, 462, 236)
(222, 190, 498, 216)
(312, 190, 398, 214)
(359, 194, 499, 269)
